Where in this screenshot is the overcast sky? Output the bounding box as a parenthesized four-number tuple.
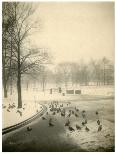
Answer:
(29, 2, 115, 64)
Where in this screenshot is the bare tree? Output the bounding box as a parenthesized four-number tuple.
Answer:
(2, 2, 49, 108)
(102, 57, 110, 85)
(56, 63, 71, 89)
(2, 2, 17, 98)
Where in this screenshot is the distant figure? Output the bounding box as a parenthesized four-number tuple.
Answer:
(96, 111, 99, 115)
(98, 125, 102, 132)
(50, 88, 52, 94)
(97, 120, 100, 125)
(76, 124, 81, 130)
(27, 126, 32, 131)
(46, 112, 48, 115)
(85, 126, 90, 132)
(58, 87, 62, 93)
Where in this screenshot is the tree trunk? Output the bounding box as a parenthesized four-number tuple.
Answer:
(2, 30, 8, 98)
(3, 57, 7, 98)
(17, 44, 22, 108)
(103, 63, 106, 85)
(17, 75, 22, 108)
(4, 78, 7, 98)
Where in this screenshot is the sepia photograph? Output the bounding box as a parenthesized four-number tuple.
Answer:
(2, 0, 115, 152)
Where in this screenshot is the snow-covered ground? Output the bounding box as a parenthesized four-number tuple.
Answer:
(2, 97, 42, 129)
(43, 99, 114, 151)
(62, 99, 114, 151)
(2, 85, 114, 129)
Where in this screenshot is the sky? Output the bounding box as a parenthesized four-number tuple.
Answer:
(29, 2, 115, 64)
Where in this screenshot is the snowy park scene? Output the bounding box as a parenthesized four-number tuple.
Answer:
(2, 1, 115, 152)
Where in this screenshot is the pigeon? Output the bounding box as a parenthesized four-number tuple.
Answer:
(82, 122, 85, 126)
(2, 105, 6, 109)
(50, 108, 53, 112)
(49, 118, 54, 127)
(75, 113, 79, 117)
(68, 126, 75, 131)
(85, 126, 90, 132)
(7, 109, 10, 112)
(82, 113, 86, 118)
(72, 111, 75, 114)
(105, 134, 110, 138)
(76, 108, 79, 112)
(65, 119, 70, 126)
(17, 110, 22, 116)
(97, 120, 100, 125)
(42, 117, 46, 120)
(61, 112, 65, 117)
(27, 126, 32, 131)
(67, 113, 71, 117)
(82, 110, 86, 113)
(98, 125, 102, 132)
(49, 122, 54, 127)
(84, 119, 87, 124)
(53, 112, 56, 115)
(76, 124, 81, 130)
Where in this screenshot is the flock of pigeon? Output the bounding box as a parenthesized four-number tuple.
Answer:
(27, 100, 102, 133)
(3, 102, 26, 116)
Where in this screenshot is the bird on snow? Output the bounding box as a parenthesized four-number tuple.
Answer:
(82, 113, 86, 118)
(75, 113, 79, 117)
(67, 113, 71, 117)
(65, 119, 70, 126)
(97, 119, 100, 125)
(52, 112, 56, 115)
(68, 126, 75, 131)
(84, 119, 87, 124)
(7, 109, 10, 112)
(98, 125, 102, 132)
(72, 110, 75, 115)
(85, 126, 90, 132)
(27, 126, 32, 131)
(49, 118, 54, 127)
(82, 121, 86, 126)
(42, 117, 46, 120)
(76, 124, 81, 130)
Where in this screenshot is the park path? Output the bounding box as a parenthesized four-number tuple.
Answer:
(2, 99, 114, 152)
